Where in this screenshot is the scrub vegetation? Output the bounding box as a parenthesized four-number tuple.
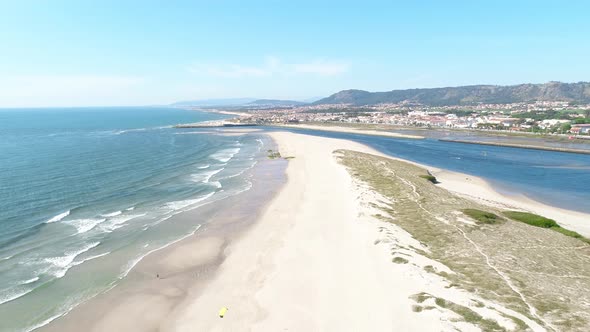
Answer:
(462, 209, 502, 224)
(503, 211, 590, 244)
(418, 174, 438, 184)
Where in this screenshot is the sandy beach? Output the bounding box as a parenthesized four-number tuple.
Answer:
(166, 131, 454, 331)
(41, 130, 590, 331)
(165, 130, 590, 331)
(165, 131, 589, 331)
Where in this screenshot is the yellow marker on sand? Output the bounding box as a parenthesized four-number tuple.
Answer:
(219, 307, 228, 318)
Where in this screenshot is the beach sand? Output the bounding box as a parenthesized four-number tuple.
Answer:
(166, 131, 449, 331)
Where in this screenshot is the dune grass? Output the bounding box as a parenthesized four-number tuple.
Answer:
(502, 211, 557, 228)
(503, 211, 590, 244)
(392, 256, 409, 264)
(462, 209, 502, 224)
(418, 174, 438, 184)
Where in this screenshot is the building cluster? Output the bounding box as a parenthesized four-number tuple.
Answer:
(236, 101, 590, 135)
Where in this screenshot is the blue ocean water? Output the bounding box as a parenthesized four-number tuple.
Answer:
(281, 127, 590, 214)
(0, 107, 267, 331)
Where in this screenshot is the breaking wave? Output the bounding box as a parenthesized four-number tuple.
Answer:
(210, 148, 240, 163)
(45, 211, 70, 223)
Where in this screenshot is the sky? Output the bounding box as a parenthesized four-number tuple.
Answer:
(0, 0, 589, 107)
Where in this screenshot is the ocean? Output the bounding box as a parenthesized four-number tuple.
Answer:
(0, 107, 269, 332)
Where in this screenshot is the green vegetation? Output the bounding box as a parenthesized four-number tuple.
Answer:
(266, 149, 282, 159)
(418, 174, 438, 184)
(433, 297, 506, 331)
(503, 211, 590, 243)
(434, 297, 447, 307)
(502, 211, 557, 228)
(412, 305, 423, 312)
(511, 110, 572, 121)
(411, 293, 505, 331)
(267, 149, 295, 160)
(392, 256, 409, 264)
(462, 209, 502, 224)
(410, 292, 431, 304)
(573, 117, 590, 124)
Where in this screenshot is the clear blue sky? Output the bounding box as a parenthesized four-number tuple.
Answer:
(1, 0, 589, 107)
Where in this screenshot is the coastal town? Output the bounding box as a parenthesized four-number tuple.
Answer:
(201, 100, 590, 137)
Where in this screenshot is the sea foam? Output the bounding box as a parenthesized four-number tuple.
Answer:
(208, 181, 222, 189)
(72, 252, 111, 267)
(165, 192, 215, 211)
(19, 277, 40, 285)
(45, 210, 70, 223)
(190, 168, 224, 183)
(102, 211, 122, 217)
(44, 242, 100, 278)
(65, 218, 106, 234)
(210, 148, 240, 163)
(0, 287, 35, 305)
(101, 213, 146, 232)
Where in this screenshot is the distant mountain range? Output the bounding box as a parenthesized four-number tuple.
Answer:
(171, 98, 308, 107)
(246, 99, 307, 107)
(314, 82, 590, 106)
(172, 82, 590, 108)
(171, 98, 258, 107)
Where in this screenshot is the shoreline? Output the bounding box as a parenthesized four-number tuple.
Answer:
(40, 149, 287, 332)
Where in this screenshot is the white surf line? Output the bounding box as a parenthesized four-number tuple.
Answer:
(385, 167, 552, 331)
